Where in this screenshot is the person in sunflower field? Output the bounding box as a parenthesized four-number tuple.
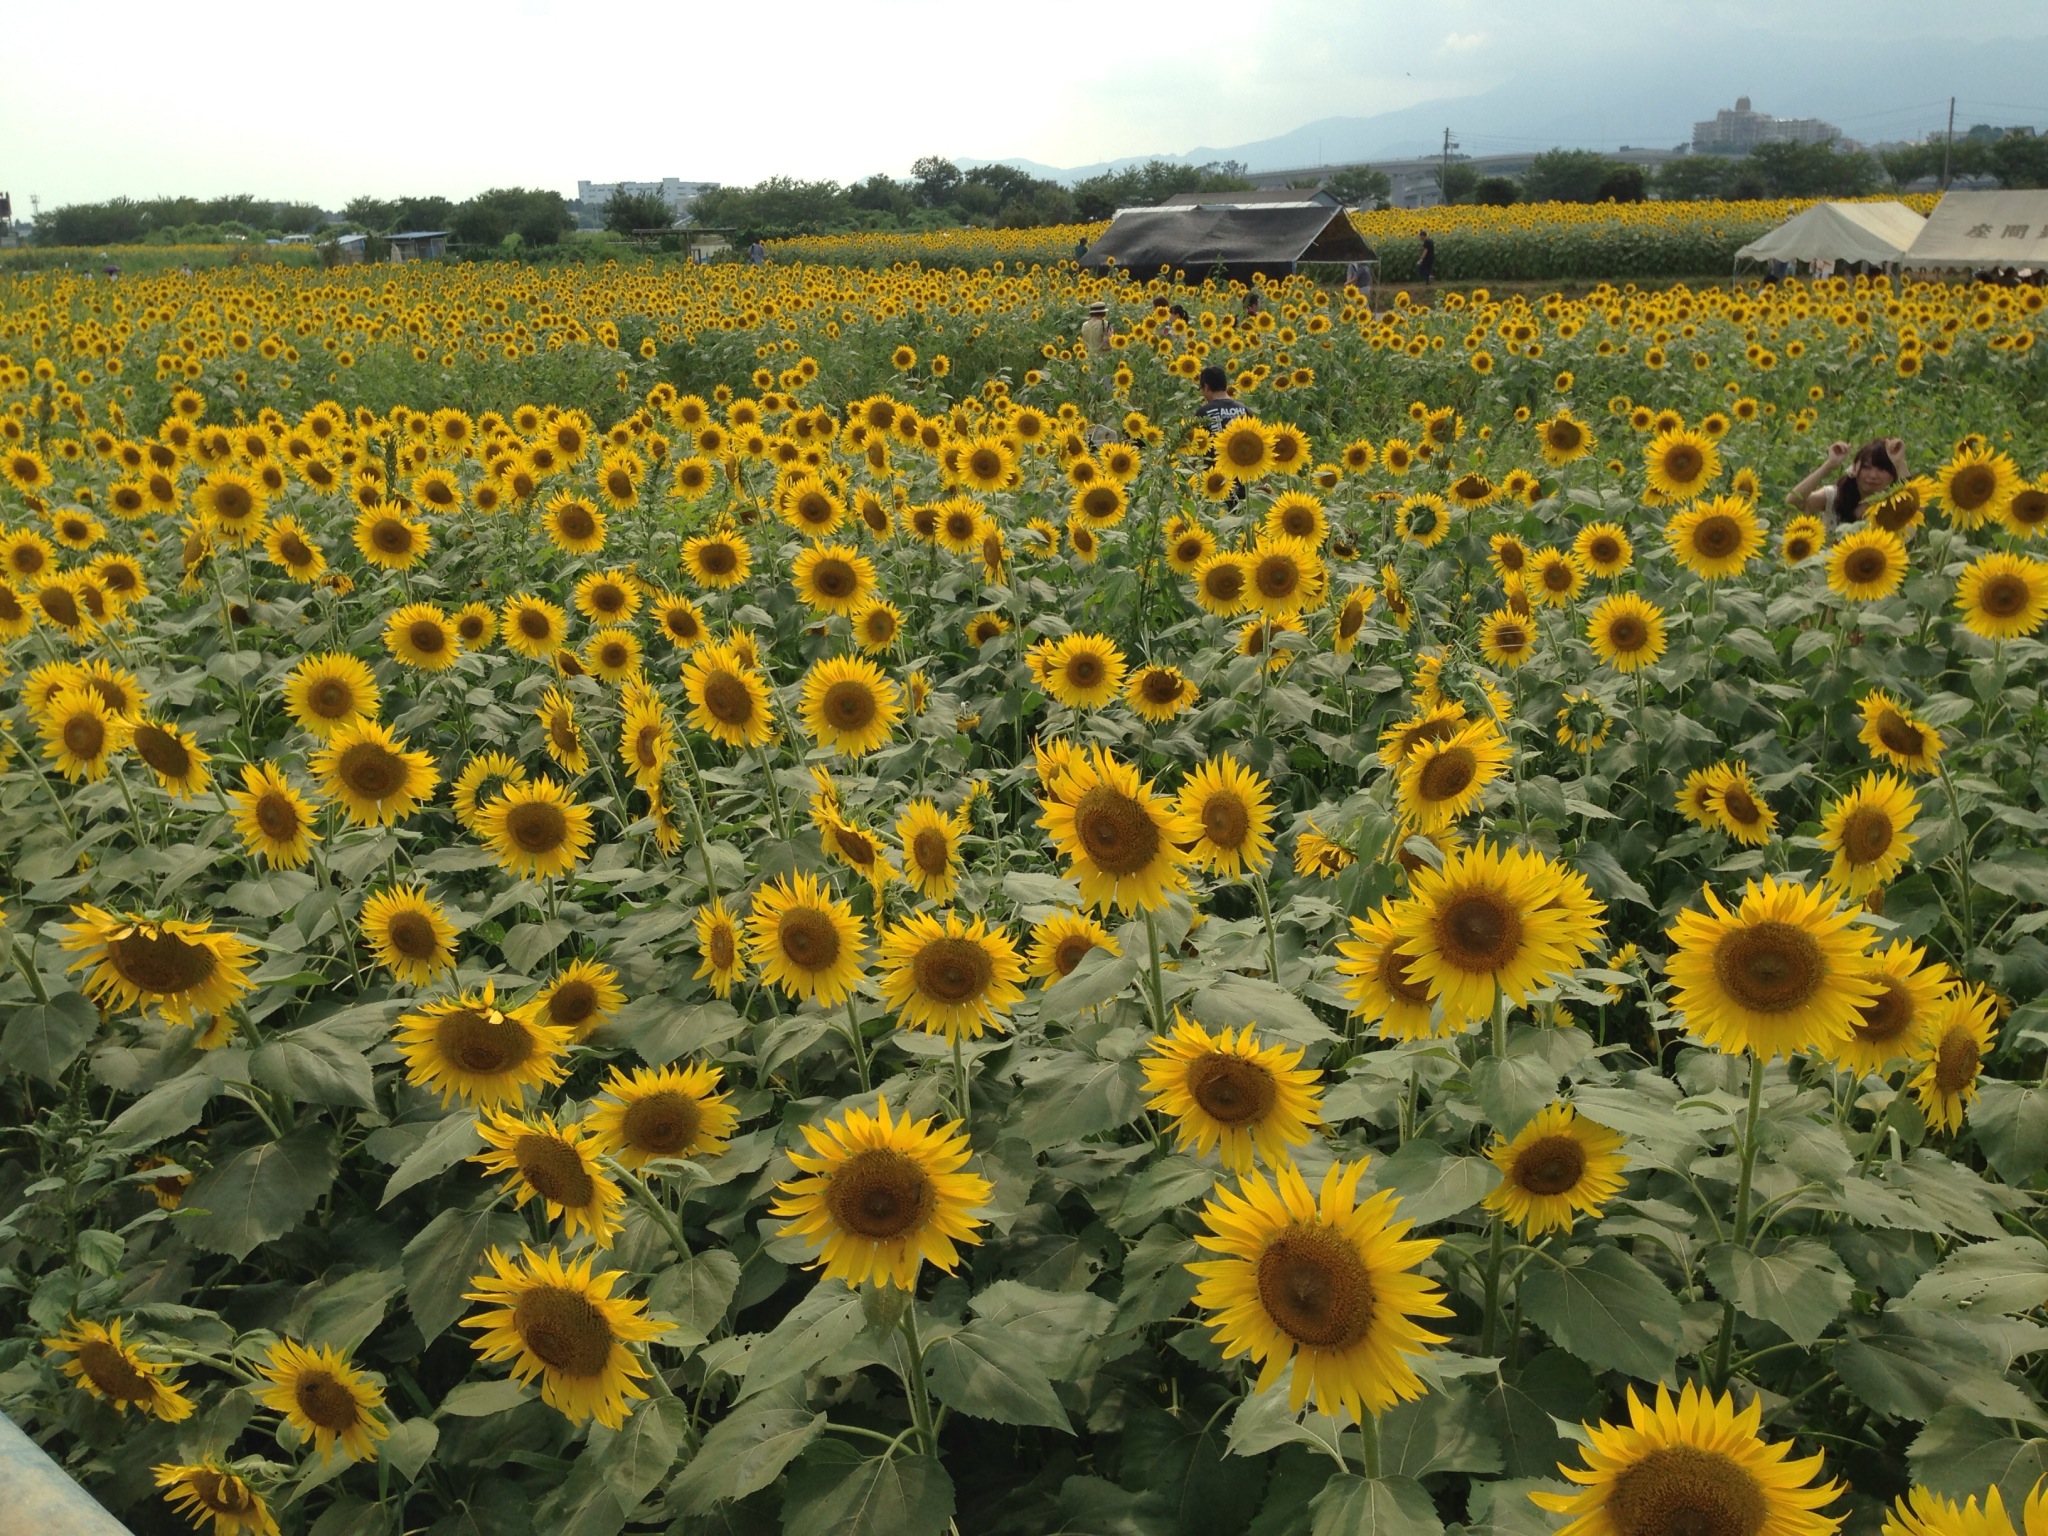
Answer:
(1079, 300, 1111, 356)
(1787, 437, 1907, 528)
(1195, 365, 1252, 508)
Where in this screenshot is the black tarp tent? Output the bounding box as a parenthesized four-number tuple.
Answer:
(1079, 204, 1375, 285)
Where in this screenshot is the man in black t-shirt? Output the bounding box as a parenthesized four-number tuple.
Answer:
(1195, 366, 1251, 507)
(1417, 230, 1436, 284)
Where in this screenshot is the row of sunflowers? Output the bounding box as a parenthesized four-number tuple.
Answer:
(0, 253, 2046, 1536)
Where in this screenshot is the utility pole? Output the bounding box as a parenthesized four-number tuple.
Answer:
(1440, 127, 1460, 206)
(1941, 97, 1955, 189)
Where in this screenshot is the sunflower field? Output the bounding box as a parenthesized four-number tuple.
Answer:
(2, 252, 2048, 1536)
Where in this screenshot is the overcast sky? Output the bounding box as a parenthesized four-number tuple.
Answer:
(4, 0, 2046, 210)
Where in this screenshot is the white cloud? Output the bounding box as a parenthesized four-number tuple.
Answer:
(1440, 30, 1489, 52)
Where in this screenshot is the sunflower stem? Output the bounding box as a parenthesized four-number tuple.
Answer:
(1479, 1215, 1506, 1359)
(619, 1164, 691, 1261)
(897, 1308, 939, 1458)
(9, 934, 50, 1004)
(1711, 1051, 1768, 1389)
(1142, 907, 1169, 1030)
(1937, 764, 1977, 977)
(1251, 871, 1281, 984)
(844, 997, 872, 1095)
(952, 1033, 972, 1127)
(1359, 1410, 1382, 1478)
(752, 743, 793, 843)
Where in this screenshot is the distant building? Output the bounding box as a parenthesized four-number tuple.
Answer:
(577, 179, 718, 218)
(1694, 97, 1841, 155)
(387, 231, 449, 263)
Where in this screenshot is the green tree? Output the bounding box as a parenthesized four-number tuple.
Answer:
(1324, 164, 1393, 207)
(1989, 134, 2048, 189)
(1523, 148, 1614, 203)
(1596, 166, 1647, 202)
(1473, 176, 1521, 206)
(1656, 157, 1729, 201)
(452, 188, 572, 248)
(848, 174, 916, 219)
(911, 157, 963, 208)
(1434, 161, 1478, 205)
(1745, 141, 1880, 198)
(603, 189, 676, 237)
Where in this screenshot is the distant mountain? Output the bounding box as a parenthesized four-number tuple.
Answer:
(962, 30, 2048, 182)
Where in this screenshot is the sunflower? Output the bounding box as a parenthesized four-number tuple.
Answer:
(1024, 909, 1118, 984)
(1827, 527, 1909, 603)
(1781, 515, 1825, 565)
(1955, 552, 2048, 641)
(583, 626, 643, 684)
(521, 958, 621, 1044)
(32, 574, 99, 639)
(1041, 632, 1128, 710)
(229, 762, 320, 869)
(477, 778, 595, 880)
(1039, 746, 1194, 914)
(1143, 1013, 1321, 1173)
(352, 505, 430, 570)
(1335, 903, 1446, 1041)
(1391, 842, 1604, 1024)
(1530, 549, 1586, 607)
(1397, 720, 1510, 834)
(44, 1317, 194, 1421)
(846, 597, 902, 654)
(694, 900, 747, 997)
(1265, 491, 1328, 545)
(312, 719, 438, 826)
(1482, 1102, 1627, 1236)
(1830, 939, 1954, 1077)
(1935, 444, 2022, 530)
(1666, 876, 1877, 1060)
(283, 653, 379, 738)
(254, 1340, 387, 1463)
(0, 577, 32, 641)
(770, 1097, 992, 1289)
(1332, 589, 1374, 653)
(395, 984, 568, 1108)
(799, 654, 903, 757)
(1071, 481, 1129, 527)
(1532, 1383, 1843, 1536)
(383, 602, 460, 672)
(589, 1061, 739, 1169)
(682, 642, 775, 749)
(1176, 753, 1276, 877)
(359, 884, 458, 986)
(1378, 702, 1467, 768)
(1817, 772, 1919, 899)
(38, 686, 129, 782)
(573, 569, 641, 626)
(1191, 551, 1253, 617)
(746, 873, 867, 1006)
(897, 799, 966, 901)
(462, 1245, 663, 1427)
(60, 906, 258, 1025)
(191, 468, 270, 545)
(1395, 493, 1451, 549)
(129, 718, 212, 798)
(1666, 495, 1763, 580)
(1214, 418, 1274, 480)
(1884, 1487, 2034, 1536)
(1479, 609, 1538, 669)
(474, 1109, 624, 1246)
(152, 1463, 280, 1536)
(1538, 410, 1596, 466)
(1909, 985, 1999, 1134)
(878, 909, 1027, 1041)
(1190, 1159, 1450, 1421)
(1857, 689, 1943, 775)
(1586, 592, 1668, 673)
(1699, 761, 1773, 846)
(681, 529, 751, 590)
(542, 493, 608, 554)
(965, 609, 1011, 648)
(263, 516, 326, 580)
(1165, 519, 1219, 575)
(1644, 426, 1721, 499)
(501, 593, 569, 659)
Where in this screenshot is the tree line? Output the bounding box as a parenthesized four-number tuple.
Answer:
(30, 189, 576, 250)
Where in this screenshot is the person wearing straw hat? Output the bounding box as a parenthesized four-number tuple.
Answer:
(1080, 300, 1110, 356)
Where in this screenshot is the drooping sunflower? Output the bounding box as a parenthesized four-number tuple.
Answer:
(1954, 552, 2048, 641)
(534, 686, 588, 774)
(1042, 632, 1128, 710)
(769, 1097, 992, 1290)
(1665, 495, 1763, 580)
(897, 799, 966, 901)
(1190, 1159, 1450, 1422)
(60, 906, 257, 1026)
(682, 641, 775, 749)
(1378, 702, 1468, 766)
(229, 761, 320, 869)
(1397, 720, 1509, 835)
(1390, 842, 1605, 1024)
(462, 1245, 664, 1427)
(1934, 444, 2022, 530)
(311, 719, 439, 827)
(263, 516, 326, 581)
(1478, 608, 1538, 669)
(359, 884, 458, 986)
(1830, 939, 1954, 1077)
(1908, 985, 1999, 1134)
(152, 1462, 280, 1536)
(1143, 1014, 1321, 1173)
(1826, 527, 1909, 603)
(44, 1317, 194, 1421)
(1026, 909, 1120, 983)
(588, 1061, 739, 1169)
(1884, 1486, 2033, 1536)
(1817, 772, 1920, 899)
(1335, 902, 1447, 1041)
(1039, 746, 1195, 913)
(1644, 426, 1721, 500)
(395, 984, 568, 1108)
(1532, 1383, 1843, 1536)
(477, 777, 595, 880)
(1857, 689, 1943, 775)
(1333, 588, 1374, 653)
(1176, 753, 1276, 878)
(1573, 522, 1632, 578)
(1585, 592, 1667, 672)
(746, 873, 867, 1006)
(38, 686, 130, 782)
(619, 691, 673, 790)
(474, 1108, 625, 1246)
(254, 1340, 388, 1463)
(800, 654, 903, 757)
(500, 593, 569, 659)
(694, 900, 747, 997)
(1482, 1102, 1627, 1236)
(878, 909, 1027, 1041)
(819, 811, 899, 890)
(1665, 876, 1877, 1060)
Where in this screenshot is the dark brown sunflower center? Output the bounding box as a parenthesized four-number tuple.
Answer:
(701, 672, 756, 726)
(190, 1470, 258, 1515)
(1224, 430, 1266, 469)
(1874, 710, 1925, 757)
(1073, 783, 1162, 876)
(109, 928, 219, 995)
(589, 584, 626, 615)
(1606, 1444, 1767, 1536)
(295, 1369, 363, 1431)
(826, 1148, 935, 1240)
(506, 801, 568, 854)
(1934, 1028, 1982, 1095)
(1949, 464, 1995, 510)
(778, 907, 840, 971)
(967, 449, 1004, 481)
(77, 1339, 154, 1401)
(337, 742, 405, 799)
(1378, 943, 1433, 1005)
(1203, 564, 1247, 602)
(1065, 653, 1105, 689)
(39, 587, 81, 627)
(1853, 979, 1914, 1044)
(822, 680, 878, 730)
(1691, 515, 1740, 559)
(1608, 615, 1648, 651)
(1540, 562, 1573, 592)
(1052, 934, 1097, 976)
(623, 1089, 703, 1155)
(1588, 536, 1621, 565)
(1711, 921, 1822, 1015)
(1339, 602, 1365, 639)
(372, 518, 414, 553)
(435, 1006, 533, 1075)
(1416, 746, 1477, 804)
(1719, 787, 1762, 827)
(1843, 548, 1889, 585)
(1199, 791, 1251, 851)
(699, 541, 737, 574)
(556, 506, 597, 541)
(279, 533, 315, 565)
(1400, 717, 1461, 756)
(706, 922, 737, 970)
(1661, 445, 1705, 483)
(1513, 1134, 1588, 1196)
(913, 936, 994, 1004)
(256, 792, 301, 841)
(1840, 807, 1895, 866)
(1548, 422, 1583, 450)
(517, 608, 552, 639)
(1186, 1053, 1277, 1126)
(1255, 555, 1302, 600)
(912, 829, 951, 876)
(408, 620, 447, 654)
(1279, 507, 1317, 537)
(810, 558, 856, 599)
(62, 712, 107, 759)
(1255, 1225, 1375, 1349)
(515, 1132, 597, 1206)
(512, 1285, 614, 1376)
(1434, 889, 1524, 974)
(2009, 491, 2048, 527)
(1980, 574, 2029, 618)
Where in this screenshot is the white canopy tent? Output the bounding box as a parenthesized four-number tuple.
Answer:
(1903, 190, 2048, 270)
(1734, 201, 1926, 270)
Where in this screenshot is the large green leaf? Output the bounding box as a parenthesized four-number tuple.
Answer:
(923, 1316, 1071, 1429)
(737, 1281, 866, 1401)
(1971, 1079, 2048, 1183)
(1519, 1246, 1681, 1382)
(1701, 1239, 1850, 1346)
(0, 990, 98, 1083)
(1899, 1237, 2048, 1316)
(668, 1391, 825, 1515)
(1376, 1139, 1501, 1225)
(1379, 1385, 1504, 1479)
(649, 1249, 743, 1342)
(1910, 1407, 2048, 1515)
(250, 1022, 375, 1107)
(1834, 1315, 2041, 1422)
(402, 1202, 528, 1343)
(100, 1065, 225, 1152)
(182, 1125, 338, 1260)
(781, 1446, 954, 1536)
(968, 1280, 1116, 1380)
(1017, 1054, 1146, 1150)
(1187, 973, 1334, 1044)
(381, 1111, 484, 1205)
(1308, 1475, 1443, 1536)
(1119, 1400, 1268, 1536)
(531, 1396, 687, 1536)
(288, 1267, 402, 1352)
